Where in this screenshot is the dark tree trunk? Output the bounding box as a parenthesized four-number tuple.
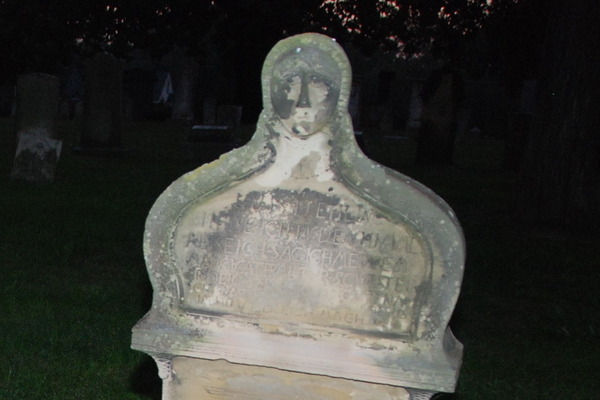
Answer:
(515, 0, 600, 232)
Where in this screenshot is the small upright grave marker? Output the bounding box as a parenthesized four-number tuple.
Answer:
(202, 97, 217, 125)
(181, 104, 242, 163)
(133, 33, 465, 400)
(10, 134, 62, 182)
(216, 104, 242, 130)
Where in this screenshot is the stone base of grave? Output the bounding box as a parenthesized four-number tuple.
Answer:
(133, 316, 462, 398)
(153, 357, 439, 400)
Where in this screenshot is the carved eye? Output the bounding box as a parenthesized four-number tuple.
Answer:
(284, 74, 300, 84)
(309, 75, 331, 87)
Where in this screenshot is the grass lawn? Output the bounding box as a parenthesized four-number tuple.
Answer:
(1, 118, 598, 399)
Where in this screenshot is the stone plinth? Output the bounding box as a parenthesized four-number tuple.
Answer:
(163, 358, 411, 400)
(133, 33, 465, 400)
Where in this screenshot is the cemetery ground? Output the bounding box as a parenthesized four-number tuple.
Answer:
(1, 118, 598, 400)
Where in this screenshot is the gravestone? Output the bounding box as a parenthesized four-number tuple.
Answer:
(60, 62, 85, 120)
(216, 104, 242, 130)
(10, 134, 62, 182)
(11, 73, 62, 182)
(181, 104, 242, 162)
(123, 68, 156, 121)
(202, 97, 217, 125)
(76, 52, 126, 153)
(171, 57, 199, 121)
(406, 82, 423, 132)
(503, 79, 537, 170)
(181, 125, 235, 163)
(132, 33, 465, 400)
(15, 73, 60, 139)
(416, 67, 463, 165)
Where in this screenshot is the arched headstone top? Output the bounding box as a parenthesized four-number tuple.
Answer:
(260, 33, 352, 139)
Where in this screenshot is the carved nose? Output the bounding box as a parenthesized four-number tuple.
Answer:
(296, 76, 311, 108)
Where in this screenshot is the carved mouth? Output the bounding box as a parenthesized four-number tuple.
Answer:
(292, 126, 309, 136)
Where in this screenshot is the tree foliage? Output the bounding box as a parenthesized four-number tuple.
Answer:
(319, 0, 521, 60)
(0, 0, 75, 76)
(0, 0, 526, 79)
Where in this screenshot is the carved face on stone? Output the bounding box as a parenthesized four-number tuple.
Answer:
(270, 47, 341, 137)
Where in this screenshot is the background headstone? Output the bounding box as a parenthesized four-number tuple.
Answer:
(180, 125, 234, 163)
(416, 66, 463, 165)
(123, 48, 156, 121)
(79, 52, 125, 149)
(216, 104, 242, 129)
(406, 82, 423, 131)
(10, 73, 62, 182)
(202, 97, 217, 125)
(171, 57, 199, 121)
(59, 60, 85, 120)
(123, 68, 156, 121)
(15, 73, 60, 139)
(502, 79, 538, 170)
(10, 134, 62, 182)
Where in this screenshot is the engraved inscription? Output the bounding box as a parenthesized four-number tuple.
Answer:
(173, 188, 431, 336)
